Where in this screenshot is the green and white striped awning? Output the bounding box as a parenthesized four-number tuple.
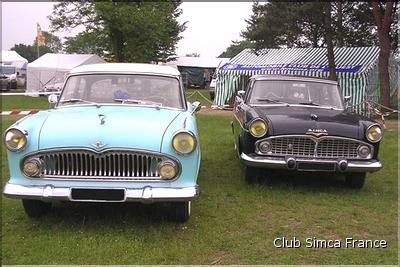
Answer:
(214, 46, 380, 113)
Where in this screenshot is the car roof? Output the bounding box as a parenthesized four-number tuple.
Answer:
(69, 63, 181, 76)
(250, 74, 338, 85)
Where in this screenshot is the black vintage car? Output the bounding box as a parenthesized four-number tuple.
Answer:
(232, 75, 383, 188)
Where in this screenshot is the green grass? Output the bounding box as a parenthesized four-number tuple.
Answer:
(1, 95, 50, 110)
(1, 97, 398, 264)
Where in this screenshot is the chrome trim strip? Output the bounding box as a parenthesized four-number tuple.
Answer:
(233, 113, 248, 132)
(255, 135, 374, 159)
(240, 153, 382, 172)
(3, 183, 199, 203)
(250, 104, 344, 111)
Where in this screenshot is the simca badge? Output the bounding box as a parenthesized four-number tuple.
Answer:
(92, 140, 106, 150)
(306, 128, 328, 137)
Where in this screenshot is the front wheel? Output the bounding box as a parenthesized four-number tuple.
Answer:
(171, 201, 191, 222)
(22, 199, 51, 218)
(345, 172, 366, 189)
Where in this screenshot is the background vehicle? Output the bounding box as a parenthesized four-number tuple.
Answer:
(1, 64, 18, 89)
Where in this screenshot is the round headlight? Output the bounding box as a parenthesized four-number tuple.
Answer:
(357, 145, 371, 159)
(258, 140, 272, 154)
(172, 131, 197, 154)
(366, 125, 383, 143)
(159, 161, 177, 180)
(249, 119, 268, 137)
(4, 128, 27, 151)
(23, 158, 42, 177)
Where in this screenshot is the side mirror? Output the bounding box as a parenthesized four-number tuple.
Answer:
(191, 101, 201, 114)
(237, 90, 245, 97)
(48, 94, 58, 104)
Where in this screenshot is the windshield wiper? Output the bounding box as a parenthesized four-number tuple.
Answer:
(298, 102, 320, 106)
(114, 98, 163, 107)
(256, 97, 286, 104)
(59, 98, 97, 104)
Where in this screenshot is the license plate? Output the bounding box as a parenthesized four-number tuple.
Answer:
(297, 162, 335, 171)
(70, 188, 125, 201)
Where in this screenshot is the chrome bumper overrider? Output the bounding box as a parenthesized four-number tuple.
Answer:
(3, 183, 199, 203)
(240, 153, 382, 172)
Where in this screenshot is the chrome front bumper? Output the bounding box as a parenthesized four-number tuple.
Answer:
(240, 153, 383, 173)
(3, 183, 199, 203)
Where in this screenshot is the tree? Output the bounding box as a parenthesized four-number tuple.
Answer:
(219, 40, 254, 58)
(372, 0, 395, 108)
(242, 1, 381, 49)
(11, 44, 36, 62)
(185, 52, 200, 57)
(49, 1, 185, 63)
(324, 2, 337, 81)
(64, 31, 110, 57)
(10, 31, 62, 62)
(33, 31, 63, 56)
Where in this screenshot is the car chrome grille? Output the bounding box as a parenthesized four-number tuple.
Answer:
(26, 149, 179, 181)
(270, 136, 315, 157)
(257, 135, 372, 159)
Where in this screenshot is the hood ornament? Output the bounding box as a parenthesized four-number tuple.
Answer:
(306, 128, 328, 137)
(98, 114, 106, 125)
(92, 140, 106, 150)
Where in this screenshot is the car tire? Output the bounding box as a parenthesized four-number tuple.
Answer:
(22, 199, 51, 218)
(171, 201, 191, 222)
(345, 172, 366, 189)
(245, 166, 261, 184)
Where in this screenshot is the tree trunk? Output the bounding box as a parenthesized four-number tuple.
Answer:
(372, 1, 394, 108)
(324, 2, 337, 81)
(336, 1, 344, 47)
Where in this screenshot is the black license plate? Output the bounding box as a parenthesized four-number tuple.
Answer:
(297, 162, 335, 171)
(71, 188, 125, 201)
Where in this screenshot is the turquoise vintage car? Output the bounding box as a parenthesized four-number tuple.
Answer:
(3, 63, 201, 222)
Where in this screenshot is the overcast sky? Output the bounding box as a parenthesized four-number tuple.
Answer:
(1, 1, 253, 58)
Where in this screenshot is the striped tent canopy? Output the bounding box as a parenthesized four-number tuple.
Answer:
(214, 46, 385, 114)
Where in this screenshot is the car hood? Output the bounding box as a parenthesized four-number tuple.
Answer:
(39, 105, 182, 152)
(253, 105, 364, 139)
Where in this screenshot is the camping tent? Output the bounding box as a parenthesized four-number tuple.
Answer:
(214, 47, 397, 113)
(166, 56, 230, 88)
(1, 50, 29, 86)
(26, 53, 104, 93)
(1, 50, 28, 70)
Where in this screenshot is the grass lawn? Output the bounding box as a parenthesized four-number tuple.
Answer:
(1, 95, 398, 265)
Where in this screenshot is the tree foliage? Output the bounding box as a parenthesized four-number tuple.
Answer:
(49, 1, 185, 63)
(10, 31, 62, 62)
(241, 1, 392, 49)
(219, 40, 254, 58)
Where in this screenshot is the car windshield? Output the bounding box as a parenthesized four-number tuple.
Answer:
(58, 74, 184, 109)
(248, 80, 344, 109)
(1, 66, 16, 75)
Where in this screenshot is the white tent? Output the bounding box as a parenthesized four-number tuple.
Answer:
(26, 53, 105, 93)
(1, 50, 28, 70)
